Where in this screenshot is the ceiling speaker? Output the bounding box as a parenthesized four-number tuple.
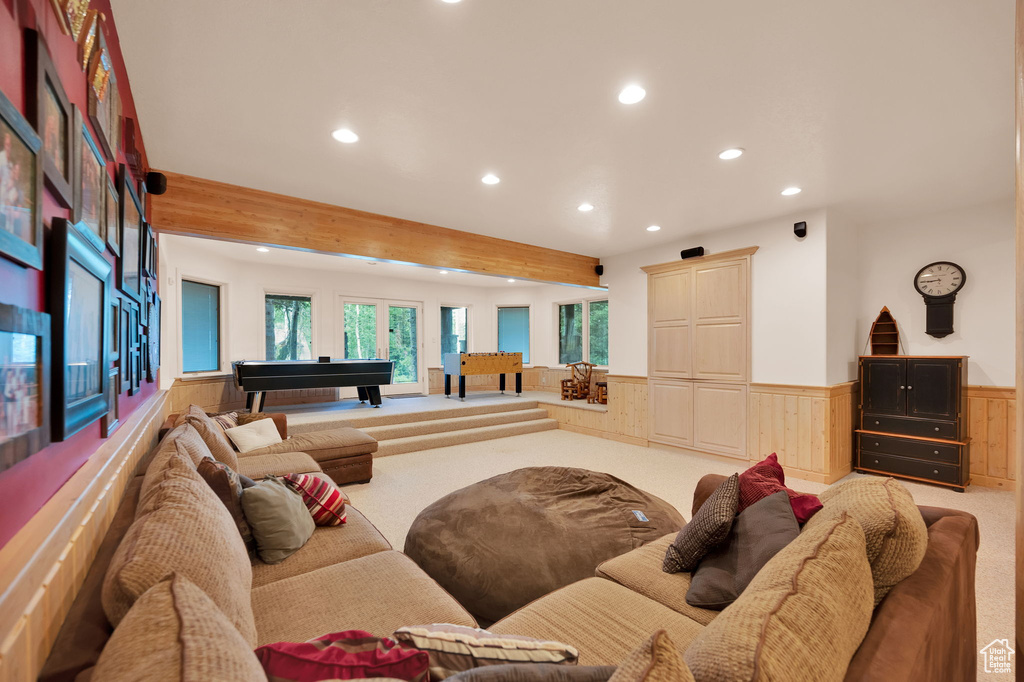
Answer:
(146, 171, 168, 195)
(680, 247, 705, 260)
(595, 265, 604, 276)
(794, 221, 807, 238)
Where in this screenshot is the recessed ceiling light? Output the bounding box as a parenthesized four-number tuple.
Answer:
(577, 203, 594, 212)
(481, 173, 500, 185)
(781, 187, 802, 196)
(441, 0, 462, 3)
(507, 279, 516, 283)
(618, 84, 646, 104)
(646, 225, 661, 232)
(256, 247, 270, 253)
(439, 270, 448, 275)
(718, 148, 744, 160)
(331, 128, 359, 143)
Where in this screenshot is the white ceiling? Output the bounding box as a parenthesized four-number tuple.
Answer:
(112, 0, 1014, 258)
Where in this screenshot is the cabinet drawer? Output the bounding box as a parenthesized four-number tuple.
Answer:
(857, 452, 961, 485)
(862, 414, 957, 440)
(858, 434, 960, 464)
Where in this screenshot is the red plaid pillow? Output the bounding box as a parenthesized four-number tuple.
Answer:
(283, 473, 347, 526)
(737, 453, 823, 523)
(256, 630, 428, 682)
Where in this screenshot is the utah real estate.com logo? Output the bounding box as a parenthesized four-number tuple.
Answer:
(980, 639, 1014, 674)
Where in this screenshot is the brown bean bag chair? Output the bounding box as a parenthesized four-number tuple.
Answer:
(403, 467, 686, 622)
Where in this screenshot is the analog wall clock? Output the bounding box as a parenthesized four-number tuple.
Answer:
(914, 261, 966, 338)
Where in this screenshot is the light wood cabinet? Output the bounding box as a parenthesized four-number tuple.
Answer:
(643, 247, 755, 460)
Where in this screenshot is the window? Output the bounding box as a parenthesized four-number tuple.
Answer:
(558, 299, 608, 366)
(440, 306, 468, 362)
(181, 280, 220, 373)
(497, 306, 530, 364)
(265, 294, 313, 361)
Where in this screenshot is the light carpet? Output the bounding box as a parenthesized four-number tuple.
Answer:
(343, 428, 1014, 677)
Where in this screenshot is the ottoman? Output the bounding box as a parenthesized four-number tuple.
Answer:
(403, 467, 686, 622)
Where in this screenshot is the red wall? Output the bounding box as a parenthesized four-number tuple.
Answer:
(0, 0, 155, 549)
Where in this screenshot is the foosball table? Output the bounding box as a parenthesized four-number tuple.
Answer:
(442, 352, 523, 401)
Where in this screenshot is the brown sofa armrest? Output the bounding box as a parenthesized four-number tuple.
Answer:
(160, 412, 288, 440)
(691, 474, 728, 517)
(843, 513, 979, 682)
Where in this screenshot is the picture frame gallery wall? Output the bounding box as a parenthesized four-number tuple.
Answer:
(0, 2, 160, 491)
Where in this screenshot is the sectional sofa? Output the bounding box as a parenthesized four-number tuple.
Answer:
(40, 414, 980, 681)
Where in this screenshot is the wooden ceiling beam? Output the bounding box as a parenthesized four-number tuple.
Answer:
(149, 171, 602, 287)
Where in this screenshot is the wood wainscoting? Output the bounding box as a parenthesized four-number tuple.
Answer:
(747, 382, 858, 484)
(543, 375, 649, 446)
(0, 391, 170, 682)
(168, 374, 339, 414)
(967, 385, 1017, 490)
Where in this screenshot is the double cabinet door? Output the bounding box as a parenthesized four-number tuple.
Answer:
(860, 357, 962, 438)
(649, 259, 747, 382)
(649, 379, 747, 459)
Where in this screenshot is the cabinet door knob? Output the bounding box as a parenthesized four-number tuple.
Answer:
(933, 469, 939, 475)
(874, 442, 880, 447)
(900, 385, 905, 390)
(874, 420, 880, 425)
(934, 450, 940, 455)
(874, 459, 879, 465)
(934, 427, 940, 432)
(907, 385, 912, 390)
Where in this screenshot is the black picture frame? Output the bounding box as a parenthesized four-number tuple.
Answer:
(141, 222, 155, 278)
(48, 218, 110, 441)
(118, 164, 143, 302)
(148, 293, 160, 379)
(0, 85, 44, 270)
(118, 301, 130, 393)
(105, 174, 119, 255)
(108, 296, 120, 362)
(127, 299, 140, 396)
(0, 301, 51, 474)
(73, 111, 107, 254)
(100, 367, 119, 437)
(26, 29, 74, 209)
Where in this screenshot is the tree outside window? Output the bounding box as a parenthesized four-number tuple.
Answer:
(558, 299, 608, 366)
(265, 295, 312, 361)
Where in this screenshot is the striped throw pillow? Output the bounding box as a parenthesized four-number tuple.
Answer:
(209, 411, 239, 432)
(283, 474, 347, 526)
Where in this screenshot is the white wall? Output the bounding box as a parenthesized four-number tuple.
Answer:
(826, 216, 861, 384)
(600, 209, 830, 385)
(855, 200, 1015, 386)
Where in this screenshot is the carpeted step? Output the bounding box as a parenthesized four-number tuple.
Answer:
(375, 418, 558, 457)
(289, 399, 540, 433)
(361, 408, 551, 440)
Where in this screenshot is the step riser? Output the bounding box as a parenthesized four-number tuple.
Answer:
(376, 419, 558, 457)
(362, 408, 550, 440)
(289, 398, 540, 433)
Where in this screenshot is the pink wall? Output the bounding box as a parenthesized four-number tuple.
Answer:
(0, 0, 156, 549)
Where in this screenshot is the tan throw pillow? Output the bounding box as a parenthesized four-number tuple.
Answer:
(608, 630, 694, 682)
(392, 624, 579, 679)
(663, 474, 739, 573)
(94, 574, 267, 681)
(103, 451, 258, 645)
(241, 477, 315, 564)
(684, 512, 873, 682)
(224, 417, 284, 453)
(803, 476, 928, 604)
(197, 458, 255, 555)
(183, 404, 240, 469)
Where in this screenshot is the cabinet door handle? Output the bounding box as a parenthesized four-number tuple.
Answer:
(874, 442, 880, 447)
(874, 420, 880, 425)
(933, 469, 939, 475)
(907, 385, 912, 390)
(900, 385, 905, 390)
(934, 450, 940, 455)
(873, 459, 879, 465)
(934, 427, 940, 432)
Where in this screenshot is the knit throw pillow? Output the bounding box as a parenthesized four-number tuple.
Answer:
(210, 411, 240, 432)
(608, 630, 694, 682)
(663, 474, 739, 573)
(283, 473, 348, 526)
(256, 630, 429, 682)
(738, 453, 823, 523)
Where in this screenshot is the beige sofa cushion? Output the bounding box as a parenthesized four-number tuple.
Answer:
(683, 512, 873, 682)
(804, 476, 928, 604)
(93, 574, 266, 682)
(251, 550, 476, 646)
(140, 425, 210, 502)
(103, 451, 258, 645)
(181, 404, 240, 469)
(609, 630, 695, 682)
(252, 506, 392, 588)
(242, 427, 378, 461)
(236, 451, 321, 479)
(596, 534, 718, 626)
(491, 579, 704, 667)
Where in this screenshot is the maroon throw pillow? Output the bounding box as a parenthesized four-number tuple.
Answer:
(255, 630, 429, 682)
(737, 453, 823, 523)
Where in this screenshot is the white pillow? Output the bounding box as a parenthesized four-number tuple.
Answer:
(223, 418, 283, 453)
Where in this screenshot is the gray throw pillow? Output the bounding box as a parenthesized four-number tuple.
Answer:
(663, 473, 739, 573)
(686, 490, 799, 610)
(241, 477, 315, 564)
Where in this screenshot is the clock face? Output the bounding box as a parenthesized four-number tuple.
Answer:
(914, 261, 966, 298)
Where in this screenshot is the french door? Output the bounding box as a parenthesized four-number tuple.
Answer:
(337, 296, 424, 395)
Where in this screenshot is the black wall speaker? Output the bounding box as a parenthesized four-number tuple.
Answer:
(794, 221, 807, 238)
(595, 265, 604, 277)
(680, 246, 705, 260)
(146, 171, 168, 196)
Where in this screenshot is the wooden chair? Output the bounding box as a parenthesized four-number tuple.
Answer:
(588, 381, 608, 405)
(561, 362, 595, 400)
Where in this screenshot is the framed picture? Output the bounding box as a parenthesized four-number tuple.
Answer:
(100, 367, 119, 437)
(0, 85, 44, 270)
(118, 164, 142, 301)
(141, 222, 155, 278)
(148, 293, 160, 379)
(26, 29, 74, 209)
(74, 112, 106, 253)
(139, 275, 149, 325)
(118, 301, 129, 393)
(78, 9, 100, 71)
(105, 174, 119, 255)
(87, 27, 114, 160)
(0, 301, 50, 474)
(140, 332, 148, 382)
(108, 296, 120, 362)
(129, 350, 141, 396)
(109, 71, 122, 156)
(48, 218, 110, 441)
(60, 0, 91, 42)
